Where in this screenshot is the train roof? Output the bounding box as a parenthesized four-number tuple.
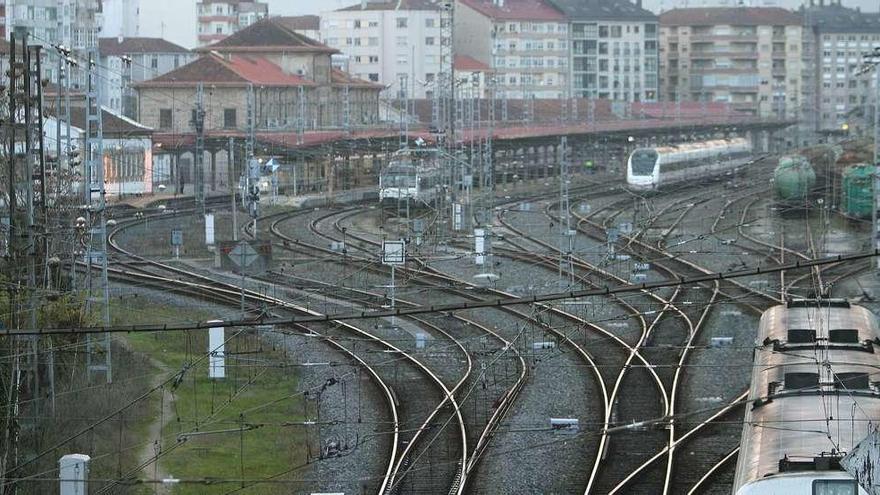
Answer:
(735, 301, 880, 493)
(650, 137, 750, 155)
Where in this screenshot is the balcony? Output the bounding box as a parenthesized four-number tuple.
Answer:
(198, 15, 236, 22)
(689, 66, 758, 74)
(690, 50, 758, 59)
(690, 33, 757, 43)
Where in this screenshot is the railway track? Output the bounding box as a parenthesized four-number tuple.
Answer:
(107, 208, 471, 494)
(269, 206, 604, 492)
(94, 161, 876, 493)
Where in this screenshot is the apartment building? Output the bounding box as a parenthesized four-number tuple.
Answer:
(99, 37, 196, 119)
(659, 7, 804, 119)
(552, 0, 659, 102)
(801, 1, 880, 134)
(102, 0, 198, 49)
(6, 0, 101, 50)
(456, 0, 567, 99)
(277, 15, 321, 41)
(321, 0, 442, 99)
(197, 0, 268, 47)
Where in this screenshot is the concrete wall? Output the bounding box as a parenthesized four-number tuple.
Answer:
(138, 84, 380, 132)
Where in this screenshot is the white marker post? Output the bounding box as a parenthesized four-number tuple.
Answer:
(205, 213, 215, 246)
(382, 240, 405, 329)
(207, 320, 225, 379)
(59, 454, 90, 495)
(474, 228, 485, 265)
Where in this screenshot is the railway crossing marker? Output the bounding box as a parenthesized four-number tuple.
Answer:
(230, 241, 260, 268)
(217, 240, 272, 274)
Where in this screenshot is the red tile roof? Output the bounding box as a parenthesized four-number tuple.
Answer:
(99, 37, 190, 56)
(47, 107, 154, 136)
(330, 69, 385, 89)
(458, 0, 565, 21)
(454, 55, 490, 71)
(337, 0, 440, 11)
(660, 7, 802, 26)
(136, 53, 316, 88)
(196, 17, 337, 54)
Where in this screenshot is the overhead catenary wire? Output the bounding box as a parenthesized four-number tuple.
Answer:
(6, 248, 878, 337)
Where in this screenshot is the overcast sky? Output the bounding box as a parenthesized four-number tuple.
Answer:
(268, 0, 880, 15)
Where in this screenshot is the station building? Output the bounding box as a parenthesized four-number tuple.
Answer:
(135, 17, 383, 135)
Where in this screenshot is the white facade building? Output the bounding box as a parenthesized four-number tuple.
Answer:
(99, 37, 195, 119)
(197, 0, 268, 47)
(456, 0, 569, 99)
(6, 0, 101, 50)
(321, 0, 442, 99)
(102, 0, 199, 49)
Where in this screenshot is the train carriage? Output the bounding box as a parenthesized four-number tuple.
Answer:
(734, 299, 880, 495)
(378, 149, 441, 204)
(626, 137, 753, 190)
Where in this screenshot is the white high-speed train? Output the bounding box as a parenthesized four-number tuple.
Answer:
(733, 299, 878, 495)
(626, 138, 753, 191)
(378, 149, 441, 203)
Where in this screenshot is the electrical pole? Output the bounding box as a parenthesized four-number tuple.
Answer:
(436, 0, 455, 246)
(245, 84, 259, 236)
(84, 49, 112, 383)
(229, 137, 238, 241)
(194, 82, 206, 216)
(297, 85, 305, 146)
(398, 74, 409, 149)
(342, 84, 351, 133)
(559, 137, 573, 287)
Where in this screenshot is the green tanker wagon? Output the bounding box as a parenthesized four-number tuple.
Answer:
(774, 155, 816, 202)
(842, 163, 873, 219)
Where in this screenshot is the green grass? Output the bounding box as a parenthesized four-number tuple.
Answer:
(112, 296, 308, 494)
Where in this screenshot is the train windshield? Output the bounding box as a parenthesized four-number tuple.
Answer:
(381, 163, 417, 188)
(630, 150, 658, 176)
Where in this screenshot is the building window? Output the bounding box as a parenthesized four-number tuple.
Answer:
(599, 25, 609, 38)
(425, 37, 435, 45)
(151, 56, 158, 69)
(426, 18, 435, 28)
(224, 108, 236, 128)
(369, 55, 379, 63)
(396, 17, 407, 28)
(369, 73, 379, 81)
(174, 55, 180, 68)
(159, 109, 172, 129)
